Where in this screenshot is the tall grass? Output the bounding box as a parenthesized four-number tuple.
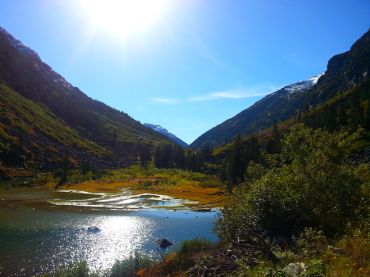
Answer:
(42, 253, 153, 277)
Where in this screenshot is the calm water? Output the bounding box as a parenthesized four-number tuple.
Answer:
(0, 186, 218, 276)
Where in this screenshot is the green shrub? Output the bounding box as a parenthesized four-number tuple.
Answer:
(216, 125, 364, 241)
(296, 228, 328, 257)
(305, 259, 326, 277)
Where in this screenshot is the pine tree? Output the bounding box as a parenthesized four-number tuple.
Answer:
(139, 145, 151, 169)
(267, 122, 281, 154)
(350, 96, 365, 129)
(61, 155, 69, 184)
(248, 136, 261, 163)
(227, 135, 245, 188)
(366, 104, 370, 130)
(337, 105, 348, 127)
(326, 108, 338, 130)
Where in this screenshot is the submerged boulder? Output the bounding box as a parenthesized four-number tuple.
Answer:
(87, 226, 101, 233)
(156, 239, 173, 249)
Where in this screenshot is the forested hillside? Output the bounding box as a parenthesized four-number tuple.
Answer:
(0, 27, 170, 175)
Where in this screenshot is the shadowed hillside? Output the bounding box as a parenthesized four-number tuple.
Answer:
(0, 27, 170, 172)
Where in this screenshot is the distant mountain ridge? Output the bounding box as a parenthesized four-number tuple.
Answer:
(144, 124, 188, 147)
(190, 74, 322, 148)
(191, 28, 370, 149)
(0, 27, 170, 171)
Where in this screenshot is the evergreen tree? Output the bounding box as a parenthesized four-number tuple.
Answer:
(337, 105, 348, 127)
(326, 108, 338, 130)
(226, 135, 245, 189)
(80, 160, 91, 175)
(139, 144, 151, 169)
(267, 122, 281, 154)
(247, 136, 261, 163)
(54, 155, 70, 185)
(0, 138, 27, 167)
(350, 96, 365, 129)
(366, 104, 370, 130)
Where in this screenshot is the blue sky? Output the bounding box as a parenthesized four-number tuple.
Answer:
(0, 0, 369, 144)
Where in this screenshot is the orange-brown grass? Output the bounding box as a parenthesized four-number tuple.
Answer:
(58, 166, 225, 207)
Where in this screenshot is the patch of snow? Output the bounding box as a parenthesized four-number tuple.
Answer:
(144, 123, 188, 146)
(284, 73, 325, 94)
(309, 72, 325, 84)
(53, 76, 73, 89)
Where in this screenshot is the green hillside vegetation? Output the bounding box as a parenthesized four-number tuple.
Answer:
(0, 27, 166, 146)
(0, 83, 105, 154)
(0, 27, 171, 175)
(0, 83, 110, 172)
(303, 79, 370, 133)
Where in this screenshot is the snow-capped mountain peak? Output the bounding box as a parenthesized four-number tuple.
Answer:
(144, 124, 188, 147)
(309, 73, 325, 85)
(284, 73, 325, 94)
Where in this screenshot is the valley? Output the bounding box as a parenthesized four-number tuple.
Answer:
(0, 6, 369, 276)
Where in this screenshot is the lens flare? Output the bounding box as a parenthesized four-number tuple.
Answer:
(80, 0, 168, 40)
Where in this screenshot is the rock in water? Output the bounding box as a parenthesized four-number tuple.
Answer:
(156, 239, 173, 249)
(87, 226, 101, 233)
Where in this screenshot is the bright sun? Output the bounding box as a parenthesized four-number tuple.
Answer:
(80, 0, 168, 40)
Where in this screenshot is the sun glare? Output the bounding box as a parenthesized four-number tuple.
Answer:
(80, 0, 168, 40)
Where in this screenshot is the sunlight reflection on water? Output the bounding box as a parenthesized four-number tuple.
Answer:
(24, 213, 159, 274)
(0, 188, 218, 275)
(85, 216, 153, 271)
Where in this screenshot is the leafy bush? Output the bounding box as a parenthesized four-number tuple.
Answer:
(216, 125, 364, 241)
(296, 228, 328, 257)
(304, 259, 327, 277)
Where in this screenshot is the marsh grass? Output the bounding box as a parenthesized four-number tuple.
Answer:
(51, 165, 225, 207)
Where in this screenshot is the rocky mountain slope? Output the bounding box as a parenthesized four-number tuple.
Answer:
(309, 29, 370, 105)
(191, 29, 370, 149)
(191, 75, 322, 149)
